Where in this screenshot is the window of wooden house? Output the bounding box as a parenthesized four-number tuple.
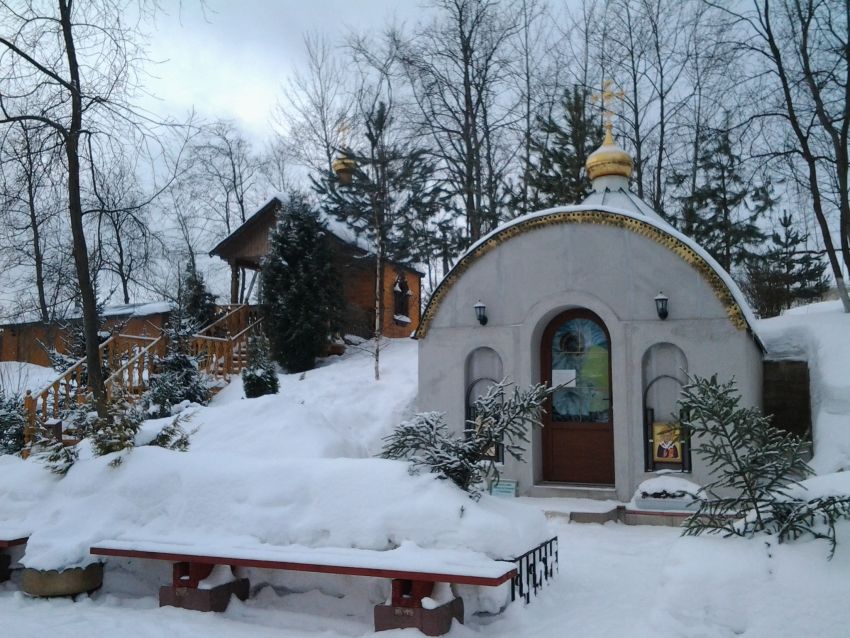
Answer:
(393, 273, 411, 325)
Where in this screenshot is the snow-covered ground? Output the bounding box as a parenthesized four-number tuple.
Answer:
(1, 302, 850, 637)
(0, 361, 58, 396)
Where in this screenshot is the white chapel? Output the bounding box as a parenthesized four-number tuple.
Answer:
(414, 123, 764, 502)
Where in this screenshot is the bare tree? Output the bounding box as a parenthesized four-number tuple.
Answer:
(394, 0, 521, 243)
(709, 0, 850, 311)
(272, 32, 355, 176)
(0, 122, 70, 324)
(191, 119, 264, 302)
(89, 158, 159, 304)
(0, 1, 190, 415)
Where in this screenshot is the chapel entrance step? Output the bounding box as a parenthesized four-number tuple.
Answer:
(525, 482, 618, 500)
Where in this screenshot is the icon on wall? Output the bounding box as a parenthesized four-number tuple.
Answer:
(652, 421, 683, 464)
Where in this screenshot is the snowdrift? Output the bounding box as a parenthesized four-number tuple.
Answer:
(0, 340, 548, 571)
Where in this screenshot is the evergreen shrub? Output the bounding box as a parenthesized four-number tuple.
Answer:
(261, 193, 342, 372)
(680, 374, 850, 557)
(381, 380, 552, 499)
(0, 391, 26, 456)
(241, 334, 279, 398)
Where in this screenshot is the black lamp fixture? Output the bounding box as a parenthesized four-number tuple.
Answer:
(654, 291, 669, 320)
(474, 300, 488, 326)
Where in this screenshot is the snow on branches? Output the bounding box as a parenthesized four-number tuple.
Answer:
(380, 380, 551, 499)
(680, 374, 850, 557)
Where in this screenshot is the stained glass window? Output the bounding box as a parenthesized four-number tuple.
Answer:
(551, 317, 610, 422)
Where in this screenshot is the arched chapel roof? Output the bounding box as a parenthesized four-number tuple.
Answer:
(414, 204, 762, 348)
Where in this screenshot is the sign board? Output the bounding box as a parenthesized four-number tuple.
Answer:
(489, 479, 518, 498)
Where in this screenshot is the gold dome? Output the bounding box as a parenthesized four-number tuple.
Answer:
(585, 123, 632, 181)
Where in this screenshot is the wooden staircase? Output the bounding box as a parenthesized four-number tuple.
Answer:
(22, 305, 262, 446)
(191, 304, 262, 383)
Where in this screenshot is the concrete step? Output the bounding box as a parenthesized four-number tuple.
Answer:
(525, 483, 618, 501)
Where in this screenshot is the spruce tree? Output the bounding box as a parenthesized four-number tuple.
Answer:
(679, 374, 850, 557)
(313, 101, 446, 379)
(0, 391, 26, 456)
(241, 334, 279, 398)
(524, 86, 603, 210)
(381, 381, 553, 499)
(143, 277, 210, 417)
(184, 261, 217, 329)
(744, 212, 829, 317)
(261, 193, 343, 373)
(680, 122, 765, 272)
(313, 101, 447, 266)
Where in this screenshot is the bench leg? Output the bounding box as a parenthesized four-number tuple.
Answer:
(159, 562, 250, 613)
(374, 579, 463, 636)
(0, 553, 10, 583)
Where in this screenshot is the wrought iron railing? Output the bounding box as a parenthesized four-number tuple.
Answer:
(510, 536, 558, 604)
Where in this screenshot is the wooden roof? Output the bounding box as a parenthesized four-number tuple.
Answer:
(210, 196, 423, 276)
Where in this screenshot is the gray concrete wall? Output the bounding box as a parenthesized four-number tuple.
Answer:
(418, 220, 763, 501)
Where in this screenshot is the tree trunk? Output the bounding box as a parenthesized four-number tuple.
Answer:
(59, 0, 106, 416)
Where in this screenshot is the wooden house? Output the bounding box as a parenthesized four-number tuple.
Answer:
(0, 302, 170, 367)
(209, 197, 423, 339)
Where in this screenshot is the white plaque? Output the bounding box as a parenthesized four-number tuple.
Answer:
(552, 369, 577, 388)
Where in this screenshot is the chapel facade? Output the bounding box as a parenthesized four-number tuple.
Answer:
(415, 125, 764, 501)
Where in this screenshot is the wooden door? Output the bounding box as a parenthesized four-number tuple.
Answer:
(541, 309, 614, 484)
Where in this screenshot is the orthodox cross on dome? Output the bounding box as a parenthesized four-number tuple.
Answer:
(591, 80, 625, 136)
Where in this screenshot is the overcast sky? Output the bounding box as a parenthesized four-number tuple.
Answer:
(144, 1, 429, 141)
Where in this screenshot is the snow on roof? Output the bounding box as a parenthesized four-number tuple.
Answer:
(101, 301, 172, 317)
(0, 300, 173, 327)
(265, 192, 375, 255)
(756, 300, 850, 474)
(431, 203, 760, 339)
(580, 183, 670, 226)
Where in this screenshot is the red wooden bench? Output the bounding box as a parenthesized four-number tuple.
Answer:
(0, 535, 28, 583)
(91, 539, 516, 636)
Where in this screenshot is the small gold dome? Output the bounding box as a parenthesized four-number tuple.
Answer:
(585, 123, 632, 181)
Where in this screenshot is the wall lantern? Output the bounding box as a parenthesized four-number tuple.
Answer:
(654, 291, 669, 320)
(474, 300, 488, 326)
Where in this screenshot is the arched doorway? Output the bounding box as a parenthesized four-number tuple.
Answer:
(541, 309, 614, 484)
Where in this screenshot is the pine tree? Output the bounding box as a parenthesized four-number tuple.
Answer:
(744, 212, 829, 317)
(524, 86, 603, 210)
(148, 414, 191, 451)
(313, 102, 447, 266)
(313, 102, 447, 379)
(679, 122, 765, 272)
(142, 277, 210, 417)
(381, 381, 552, 499)
(679, 374, 850, 557)
(184, 261, 217, 330)
(261, 193, 343, 373)
(241, 334, 279, 398)
(31, 429, 79, 475)
(90, 389, 143, 467)
(0, 391, 26, 456)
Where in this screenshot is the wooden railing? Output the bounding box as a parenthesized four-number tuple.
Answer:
(21, 304, 262, 451)
(191, 304, 262, 379)
(103, 334, 166, 400)
(22, 333, 164, 437)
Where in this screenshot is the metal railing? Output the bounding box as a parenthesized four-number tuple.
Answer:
(510, 536, 559, 604)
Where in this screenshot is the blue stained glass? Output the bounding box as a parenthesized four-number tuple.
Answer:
(551, 318, 610, 422)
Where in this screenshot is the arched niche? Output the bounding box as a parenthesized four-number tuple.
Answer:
(642, 343, 690, 472)
(465, 347, 504, 461)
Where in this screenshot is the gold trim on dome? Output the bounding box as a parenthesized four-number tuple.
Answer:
(414, 210, 750, 339)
